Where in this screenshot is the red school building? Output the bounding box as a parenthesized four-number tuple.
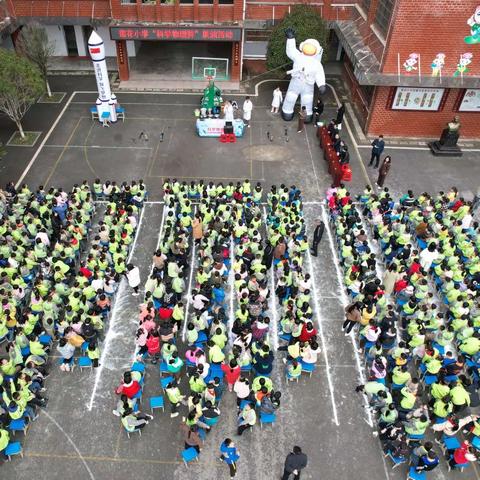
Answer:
(2, 0, 480, 139)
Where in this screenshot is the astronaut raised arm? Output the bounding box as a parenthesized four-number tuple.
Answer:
(285, 28, 301, 63)
(315, 68, 326, 95)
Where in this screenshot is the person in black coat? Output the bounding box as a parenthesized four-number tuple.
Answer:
(311, 220, 325, 257)
(282, 446, 308, 480)
(263, 243, 274, 268)
(313, 98, 324, 124)
(335, 102, 345, 127)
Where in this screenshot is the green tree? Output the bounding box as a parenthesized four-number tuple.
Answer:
(266, 5, 329, 76)
(0, 49, 44, 139)
(17, 24, 55, 98)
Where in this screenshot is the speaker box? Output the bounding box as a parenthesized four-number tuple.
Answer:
(224, 122, 233, 134)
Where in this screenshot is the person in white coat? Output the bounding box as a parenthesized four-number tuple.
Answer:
(224, 101, 234, 122)
(242, 96, 253, 127)
(271, 87, 283, 113)
(126, 263, 141, 296)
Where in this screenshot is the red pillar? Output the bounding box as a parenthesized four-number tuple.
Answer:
(231, 41, 241, 82)
(116, 40, 130, 81)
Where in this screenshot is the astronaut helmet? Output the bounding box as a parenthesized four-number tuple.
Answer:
(299, 39, 322, 57)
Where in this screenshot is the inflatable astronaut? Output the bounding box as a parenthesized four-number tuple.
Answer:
(281, 28, 326, 122)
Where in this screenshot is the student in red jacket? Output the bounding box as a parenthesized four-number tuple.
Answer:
(117, 372, 141, 399)
(299, 322, 317, 343)
(221, 359, 241, 392)
(146, 330, 161, 363)
(449, 440, 476, 470)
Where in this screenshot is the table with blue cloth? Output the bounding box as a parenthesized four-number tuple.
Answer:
(196, 118, 245, 137)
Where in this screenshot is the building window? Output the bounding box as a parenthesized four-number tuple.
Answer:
(121, 0, 136, 4)
(179, 0, 193, 4)
(374, 0, 394, 36)
(142, 0, 157, 4)
(362, 0, 371, 12)
(218, 0, 234, 4)
(199, 0, 214, 4)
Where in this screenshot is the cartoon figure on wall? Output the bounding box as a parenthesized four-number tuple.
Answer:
(281, 28, 326, 122)
(465, 5, 480, 44)
(453, 52, 473, 76)
(431, 53, 445, 76)
(403, 53, 419, 72)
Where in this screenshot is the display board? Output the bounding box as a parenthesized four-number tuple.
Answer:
(459, 89, 480, 112)
(391, 87, 445, 111)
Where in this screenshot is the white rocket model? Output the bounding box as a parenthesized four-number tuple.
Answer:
(88, 31, 117, 123)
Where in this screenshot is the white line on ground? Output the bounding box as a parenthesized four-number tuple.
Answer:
(86, 205, 146, 411)
(15, 92, 77, 189)
(228, 236, 235, 347)
(262, 206, 279, 351)
(306, 239, 340, 426)
(40, 410, 96, 480)
(320, 203, 374, 428)
(182, 206, 198, 342)
(44, 144, 153, 150)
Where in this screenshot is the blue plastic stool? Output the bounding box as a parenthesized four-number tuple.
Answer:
(8, 419, 28, 435)
(442, 435, 461, 454)
(260, 412, 276, 429)
(300, 361, 315, 377)
(161, 375, 174, 390)
(407, 432, 425, 441)
(131, 361, 146, 373)
(39, 334, 53, 346)
(5, 441, 23, 460)
(182, 447, 199, 466)
(407, 466, 426, 480)
(471, 435, 480, 450)
(385, 451, 406, 469)
(239, 399, 253, 409)
(159, 362, 169, 374)
(78, 356, 93, 371)
(149, 395, 165, 413)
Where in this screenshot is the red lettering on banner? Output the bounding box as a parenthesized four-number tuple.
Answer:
(164, 30, 172, 39)
(225, 31, 233, 40)
(218, 31, 225, 39)
(202, 30, 209, 39)
(118, 29, 128, 39)
(141, 29, 149, 39)
(155, 30, 164, 39)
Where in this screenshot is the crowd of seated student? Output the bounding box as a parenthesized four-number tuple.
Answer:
(328, 183, 480, 474)
(115, 180, 289, 449)
(0, 180, 145, 461)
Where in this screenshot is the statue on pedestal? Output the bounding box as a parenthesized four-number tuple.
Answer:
(428, 115, 463, 157)
(439, 116, 461, 147)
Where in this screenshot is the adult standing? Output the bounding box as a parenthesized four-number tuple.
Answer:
(220, 438, 240, 479)
(297, 106, 307, 133)
(335, 102, 345, 129)
(224, 101, 234, 122)
(310, 219, 324, 257)
(271, 87, 283, 113)
(282, 446, 308, 480)
(369, 134, 385, 168)
(376, 156, 392, 188)
(126, 263, 140, 296)
(313, 98, 324, 125)
(192, 213, 203, 245)
(243, 96, 253, 128)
